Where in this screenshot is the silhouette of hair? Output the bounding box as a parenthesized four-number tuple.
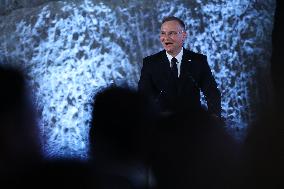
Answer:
(0, 65, 41, 176)
(3, 159, 95, 189)
(89, 86, 154, 161)
(150, 109, 239, 189)
(162, 16, 186, 30)
(89, 86, 156, 188)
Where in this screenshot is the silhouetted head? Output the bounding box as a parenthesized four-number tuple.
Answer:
(0, 66, 26, 116)
(150, 108, 239, 189)
(2, 158, 95, 189)
(0, 65, 41, 174)
(89, 86, 155, 161)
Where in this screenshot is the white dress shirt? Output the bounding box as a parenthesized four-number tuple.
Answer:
(166, 48, 184, 78)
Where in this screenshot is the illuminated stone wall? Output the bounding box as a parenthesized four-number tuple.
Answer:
(0, 0, 276, 158)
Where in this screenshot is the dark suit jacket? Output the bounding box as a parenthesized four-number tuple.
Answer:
(138, 48, 221, 117)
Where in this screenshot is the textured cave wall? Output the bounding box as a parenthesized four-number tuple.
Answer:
(0, 0, 60, 15)
(0, 0, 276, 158)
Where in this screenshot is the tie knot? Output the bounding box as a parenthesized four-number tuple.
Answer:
(171, 57, 178, 69)
(171, 57, 178, 64)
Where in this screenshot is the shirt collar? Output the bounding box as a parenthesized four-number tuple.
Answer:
(166, 47, 183, 64)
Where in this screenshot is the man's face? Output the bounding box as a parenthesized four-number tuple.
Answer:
(160, 20, 187, 56)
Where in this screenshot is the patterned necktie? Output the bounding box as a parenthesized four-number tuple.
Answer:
(171, 57, 178, 79)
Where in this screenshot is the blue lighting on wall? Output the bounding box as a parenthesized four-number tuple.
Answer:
(0, 0, 276, 158)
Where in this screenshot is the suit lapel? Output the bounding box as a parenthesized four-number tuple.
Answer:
(159, 50, 172, 80)
(157, 50, 179, 93)
(180, 49, 191, 78)
(178, 49, 192, 94)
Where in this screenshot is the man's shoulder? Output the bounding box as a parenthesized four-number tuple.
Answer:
(142, 49, 207, 63)
(184, 49, 207, 60)
(143, 50, 165, 62)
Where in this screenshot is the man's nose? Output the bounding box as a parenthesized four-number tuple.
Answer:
(162, 34, 171, 40)
(164, 35, 170, 40)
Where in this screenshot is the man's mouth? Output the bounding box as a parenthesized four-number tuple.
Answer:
(165, 42, 173, 46)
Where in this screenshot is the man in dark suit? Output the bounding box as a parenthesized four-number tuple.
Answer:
(138, 16, 225, 189)
(138, 16, 221, 119)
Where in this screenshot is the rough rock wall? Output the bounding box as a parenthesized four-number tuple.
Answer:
(0, 0, 276, 158)
(0, 0, 59, 15)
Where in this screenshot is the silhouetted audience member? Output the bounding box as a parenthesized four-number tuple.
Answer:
(149, 109, 240, 189)
(89, 85, 240, 189)
(0, 65, 42, 178)
(241, 108, 283, 189)
(89, 86, 156, 189)
(240, 2, 284, 187)
(3, 158, 96, 188)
